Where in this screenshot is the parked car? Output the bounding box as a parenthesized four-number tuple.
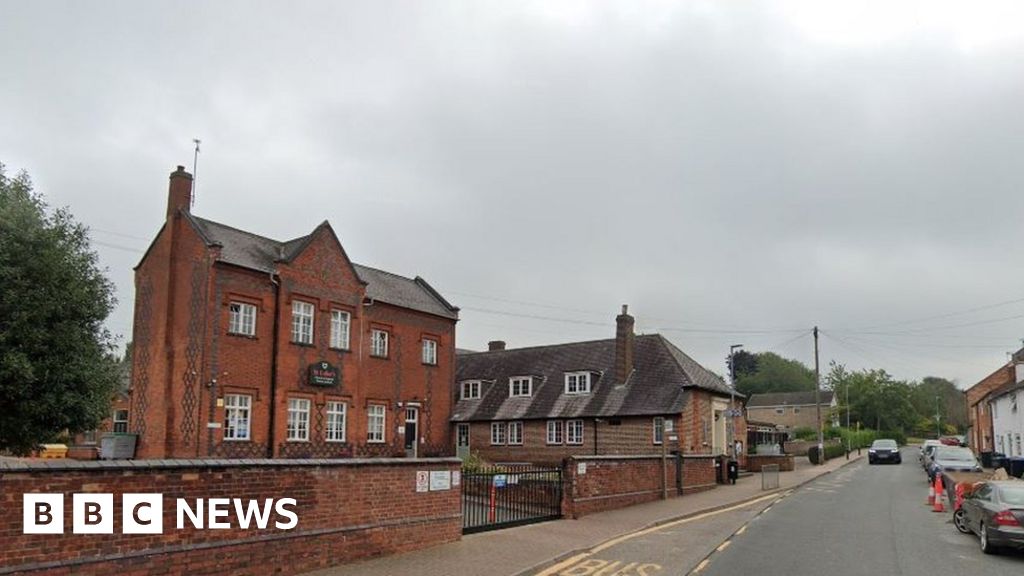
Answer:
(928, 446, 982, 483)
(868, 439, 901, 465)
(920, 440, 942, 464)
(959, 481, 1024, 554)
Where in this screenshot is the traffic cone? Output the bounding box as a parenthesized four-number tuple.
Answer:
(927, 483, 935, 506)
(933, 475, 945, 513)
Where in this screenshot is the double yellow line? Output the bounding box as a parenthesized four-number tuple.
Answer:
(534, 490, 791, 576)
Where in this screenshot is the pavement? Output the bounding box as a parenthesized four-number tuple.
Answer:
(305, 451, 866, 576)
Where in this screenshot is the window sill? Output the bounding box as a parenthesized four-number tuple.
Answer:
(422, 362, 438, 367)
(291, 341, 316, 348)
(370, 354, 390, 360)
(366, 440, 385, 444)
(329, 347, 351, 353)
(227, 332, 258, 340)
(223, 438, 252, 442)
(286, 439, 310, 443)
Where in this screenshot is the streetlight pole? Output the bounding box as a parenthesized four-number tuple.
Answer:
(814, 327, 823, 465)
(935, 395, 941, 439)
(729, 344, 743, 460)
(845, 378, 851, 459)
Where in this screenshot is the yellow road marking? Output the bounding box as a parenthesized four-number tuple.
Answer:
(536, 490, 792, 576)
(590, 491, 786, 554)
(735, 525, 747, 536)
(693, 559, 710, 573)
(716, 540, 731, 552)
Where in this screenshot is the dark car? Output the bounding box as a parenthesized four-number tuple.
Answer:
(927, 446, 982, 483)
(959, 481, 1024, 554)
(868, 439, 901, 465)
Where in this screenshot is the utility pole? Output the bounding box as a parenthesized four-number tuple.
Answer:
(814, 327, 823, 465)
(935, 395, 941, 439)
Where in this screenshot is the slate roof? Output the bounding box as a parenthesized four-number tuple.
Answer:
(184, 214, 458, 320)
(452, 334, 737, 422)
(747, 391, 834, 408)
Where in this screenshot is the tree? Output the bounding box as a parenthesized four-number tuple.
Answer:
(0, 163, 120, 454)
(734, 351, 816, 397)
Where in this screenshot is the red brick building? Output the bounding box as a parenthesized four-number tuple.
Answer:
(965, 349, 1022, 454)
(129, 166, 459, 459)
(452, 306, 745, 465)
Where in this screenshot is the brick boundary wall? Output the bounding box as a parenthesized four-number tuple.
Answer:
(745, 454, 795, 472)
(561, 455, 717, 518)
(0, 458, 461, 575)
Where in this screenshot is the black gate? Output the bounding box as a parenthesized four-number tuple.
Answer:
(461, 465, 562, 534)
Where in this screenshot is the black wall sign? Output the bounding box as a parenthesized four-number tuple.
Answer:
(308, 361, 340, 387)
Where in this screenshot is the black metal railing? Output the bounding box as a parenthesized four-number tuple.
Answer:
(461, 465, 563, 534)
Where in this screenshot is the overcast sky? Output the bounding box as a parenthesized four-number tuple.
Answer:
(3, 1, 1024, 388)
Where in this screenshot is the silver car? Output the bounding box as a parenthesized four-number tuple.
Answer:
(959, 481, 1024, 554)
(927, 446, 981, 483)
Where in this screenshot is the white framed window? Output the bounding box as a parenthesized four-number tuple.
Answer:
(548, 422, 565, 444)
(566, 420, 584, 445)
(422, 339, 438, 365)
(461, 380, 481, 400)
(775, 407, 784, 415)
(367, 404, 386, 443)
(228, 302, 257, 336)
(330, 310, 350, 350)
(510, 376, 533, 397)
(291, 301, 314, 344)
(224, 394, 251, 440)
(508, 421, 523, 445)
(113, 409, 129, 434)
(491, 422, 506, 445)
(326, 401, 347, 442)
(546, 421, 563, 445)
(793, 407, 801, 414)
(564, 372, 591, 395)
(286, 398, 310, 441)
(653, 417, 664, 445)
(371, 329, 389, 357)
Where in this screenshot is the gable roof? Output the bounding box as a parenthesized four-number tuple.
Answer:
(747, 390, 834, 408)
(184, 214, 458, 320)
(452, 334, 736, 422)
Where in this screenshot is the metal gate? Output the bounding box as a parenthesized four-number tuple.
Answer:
(461, 465, 562, 534)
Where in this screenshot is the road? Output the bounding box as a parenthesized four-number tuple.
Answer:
(531, 449, 1023, 576)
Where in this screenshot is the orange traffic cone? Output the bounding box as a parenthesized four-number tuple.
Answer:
(933, 475, 945, 513)
(927, 483, 935, 506)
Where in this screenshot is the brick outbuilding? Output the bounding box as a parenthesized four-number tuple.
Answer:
(129, 166, 459, 459)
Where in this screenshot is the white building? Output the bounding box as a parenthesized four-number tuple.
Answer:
(989, 362, 1024, 458)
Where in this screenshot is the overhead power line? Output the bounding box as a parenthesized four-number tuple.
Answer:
(854, 295, 1024, 331)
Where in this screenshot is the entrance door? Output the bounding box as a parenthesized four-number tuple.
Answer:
(456, 423, 470, 459)
(404, 407, 418, 458)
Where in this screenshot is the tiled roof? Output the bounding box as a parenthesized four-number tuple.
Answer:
(747, 391, 833, 408)
(185, 214, 458, 320)
(452, 334, 735, 422)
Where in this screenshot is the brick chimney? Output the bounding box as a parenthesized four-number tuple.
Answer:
(488, 340, 506, 351)
(167, 165, 193, 219)
(615, 304, 635, 384)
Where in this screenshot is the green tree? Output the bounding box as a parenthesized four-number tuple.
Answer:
(910, 376, 967, 434)
(0, 163, 120, 454)
(735, 351, 816, 397)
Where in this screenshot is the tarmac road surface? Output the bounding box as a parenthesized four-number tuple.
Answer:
(532, 449, 1023, 576)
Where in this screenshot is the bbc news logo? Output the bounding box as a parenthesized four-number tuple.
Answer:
(23, 494, 298, 534)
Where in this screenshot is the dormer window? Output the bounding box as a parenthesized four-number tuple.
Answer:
(564, 372, 591, 395)
(461, 380, 481, 400)
(510, 376, 533, 397)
